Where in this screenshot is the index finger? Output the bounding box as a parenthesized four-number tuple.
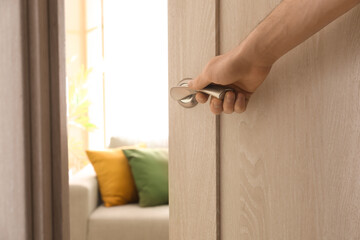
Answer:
(188, 75, 211, 90)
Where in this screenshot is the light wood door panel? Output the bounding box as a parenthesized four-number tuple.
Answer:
(168, 0, 219, 239)
(219, 1, 360, 239)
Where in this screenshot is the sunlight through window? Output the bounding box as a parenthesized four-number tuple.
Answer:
(66, 0, 168, 176)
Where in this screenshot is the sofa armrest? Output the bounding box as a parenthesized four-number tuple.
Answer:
(69, 169, 99, 240)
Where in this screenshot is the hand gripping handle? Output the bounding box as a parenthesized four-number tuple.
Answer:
(170, 78, 234, 108)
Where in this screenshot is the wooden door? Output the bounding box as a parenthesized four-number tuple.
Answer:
(169, 0, 360, 240)
(168, 0, 220, 240)
(220, 1, 360, 239)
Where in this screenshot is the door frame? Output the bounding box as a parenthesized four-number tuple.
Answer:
(26, 0, 69, 239)
(48, 0, 69, 238)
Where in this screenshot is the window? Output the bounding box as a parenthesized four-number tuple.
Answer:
(65, 0, 168, 176)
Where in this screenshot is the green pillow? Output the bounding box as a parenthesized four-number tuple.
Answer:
(123, 148, 168, 207)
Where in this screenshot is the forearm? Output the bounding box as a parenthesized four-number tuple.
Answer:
(238, 0, 360, 66)
(190, 0, 359, 114)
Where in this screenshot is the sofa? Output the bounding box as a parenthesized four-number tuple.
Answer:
(69, 163, 169, 240)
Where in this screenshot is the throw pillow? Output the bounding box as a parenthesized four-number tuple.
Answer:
(86, 145, 145, 207)
(122, 148, 168, 207)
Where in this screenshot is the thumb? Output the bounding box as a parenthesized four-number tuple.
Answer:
(188, 75, 210, 90)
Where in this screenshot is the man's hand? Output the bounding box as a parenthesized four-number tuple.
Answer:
(188, 44, 272, 115)
(188, 0, 360, 115)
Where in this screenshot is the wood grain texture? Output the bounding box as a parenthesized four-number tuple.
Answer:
(168, 0, 219, 239)
(0, 0, 32, 239)
(220, 1, 360, 239)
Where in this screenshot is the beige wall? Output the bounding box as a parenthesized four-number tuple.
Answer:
(0, 1, 32, 239)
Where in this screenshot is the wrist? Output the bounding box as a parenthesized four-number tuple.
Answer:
(223, 39, 273, 93)
(233, 32, 278, 68)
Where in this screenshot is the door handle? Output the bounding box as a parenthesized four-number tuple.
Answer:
(170, 78, 234, 108)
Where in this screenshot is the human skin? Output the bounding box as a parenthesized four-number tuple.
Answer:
(188, 0, 360, 115)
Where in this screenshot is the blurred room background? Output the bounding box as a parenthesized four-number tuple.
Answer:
(65, 0, 168, 176)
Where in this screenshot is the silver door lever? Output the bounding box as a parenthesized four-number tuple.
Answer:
(170, 78, 234, 108)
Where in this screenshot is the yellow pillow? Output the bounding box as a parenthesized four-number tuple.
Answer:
(86, 145, 145, 207)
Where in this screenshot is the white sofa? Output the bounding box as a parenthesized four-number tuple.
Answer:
(69, 165, 169, 240)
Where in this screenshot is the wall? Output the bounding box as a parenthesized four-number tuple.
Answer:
(0, 1, 32, 239)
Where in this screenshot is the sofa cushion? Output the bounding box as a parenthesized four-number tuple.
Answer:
(109, 136, 168, 149)
(86, 146, 144, 207)
(123, 148, 169, 207)
(88, 204, 169, 240)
